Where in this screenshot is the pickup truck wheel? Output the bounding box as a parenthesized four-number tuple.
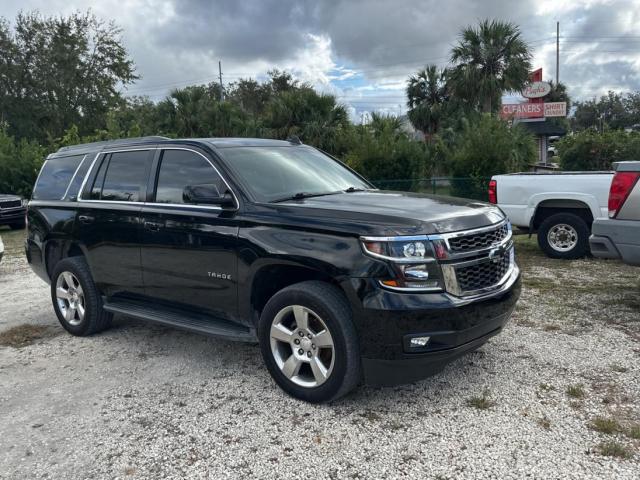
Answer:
(537, 213, 590, 259)
(51, 257, 113, 336)
(258, 281, 361, 403)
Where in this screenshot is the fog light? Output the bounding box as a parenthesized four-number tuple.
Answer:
(410, 336, 430, 348)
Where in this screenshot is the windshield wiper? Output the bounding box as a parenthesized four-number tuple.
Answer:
(270, 191, 342, 203)
(344, 186, 367, 193)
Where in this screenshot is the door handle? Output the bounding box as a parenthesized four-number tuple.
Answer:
(78, 215, 94, 224)
(144, 221, 163, 232)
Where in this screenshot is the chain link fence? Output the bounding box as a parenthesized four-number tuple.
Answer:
(370, 177, 492, 202)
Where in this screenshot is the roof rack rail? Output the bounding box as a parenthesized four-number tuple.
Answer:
(56, 136, 171, 153)
(286, 135, 303, 145)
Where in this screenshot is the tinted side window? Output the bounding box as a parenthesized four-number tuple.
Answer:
(155, 150, 225, 204)
(91, 151, 151, 202)
(32, 155, 84, 200)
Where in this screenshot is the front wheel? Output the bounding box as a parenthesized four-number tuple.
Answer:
(258, 281, 361, 403)
(537, 213, 590, 259)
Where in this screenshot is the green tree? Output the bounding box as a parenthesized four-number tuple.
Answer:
(450, 20, 531, 113)
(572, 91, 635, 131)
(0, 126, 45, 196)
(0, 11, 137, 142)
(406, 65, 450, 141)
(448, 114, 536, 199)
(556, 130, 640, 170)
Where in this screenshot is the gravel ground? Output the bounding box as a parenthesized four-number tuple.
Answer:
(0, 227, 638, 479)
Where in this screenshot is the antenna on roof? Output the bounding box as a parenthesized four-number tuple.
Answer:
(287, 135, 302, 145)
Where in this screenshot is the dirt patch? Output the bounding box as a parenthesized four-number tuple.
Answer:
(0, 324, 59, 348)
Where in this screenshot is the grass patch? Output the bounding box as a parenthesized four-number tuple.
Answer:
(590, 417, 622, 435)
(566, 384, 586, 399)
(610, 364, 629, 373)
(538, 383, 555, 392)
(626, 424, 640, 439)
(0, 324, 55, 348)
(537, 415, 551, 430)
(542, 324, 562, 332)
(598, 441, 633, 459)
(466, 389, 496, 410)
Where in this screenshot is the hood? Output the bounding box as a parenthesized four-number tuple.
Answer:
(0, 194, 21, 202)
(272, 190, 505, 236)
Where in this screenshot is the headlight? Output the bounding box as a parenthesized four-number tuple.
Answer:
(361, 236, 445, 291)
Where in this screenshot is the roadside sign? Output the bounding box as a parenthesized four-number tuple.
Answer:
(522, 81, 552, 99)
(543, 102, 567, 117)
(501, 101, 567, 119)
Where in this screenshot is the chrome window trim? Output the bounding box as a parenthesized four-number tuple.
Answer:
(150, 147, 239, 211)
(61, 154, 88, 200)
(76, 146, 239, 212)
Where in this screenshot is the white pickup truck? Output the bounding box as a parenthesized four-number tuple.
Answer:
(489, 172, 613, 259)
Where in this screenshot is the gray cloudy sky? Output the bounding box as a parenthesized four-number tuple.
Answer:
(2, 0, 639, 119)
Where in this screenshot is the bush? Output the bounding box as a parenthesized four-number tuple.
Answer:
(447, 114, 536, 200)
(557, 130, 640, 171)
(343, 124, 429, 189)
(0, 128, 46, 197)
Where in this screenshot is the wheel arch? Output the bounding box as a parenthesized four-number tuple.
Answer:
(529, 196, 596, 231)
(246, 261, 346, 326)
(44, 239, 89, 279)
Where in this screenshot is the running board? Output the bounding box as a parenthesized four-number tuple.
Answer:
(103, 298, 256, 342)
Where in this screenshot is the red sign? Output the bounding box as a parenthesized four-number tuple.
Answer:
(501, 103, 543, 119)
(500, 102, 567, 119)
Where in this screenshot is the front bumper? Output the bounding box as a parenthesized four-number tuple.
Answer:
(343, 267, 521, 387)
(0, 206, 26, 225)
(590, 218, 640, 266)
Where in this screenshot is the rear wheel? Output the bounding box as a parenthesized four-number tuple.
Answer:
(51, 257, 112, 336)
(537, 213, 590, 259)
(258, 281, 361, 403)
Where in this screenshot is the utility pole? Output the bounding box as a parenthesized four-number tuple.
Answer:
(556, 21, 560, 85)
(218, 60, 224, 102)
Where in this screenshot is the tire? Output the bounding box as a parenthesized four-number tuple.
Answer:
(537, 213, 590, 259)
(51, 257, 113, 336)
(258, 281, 361, 403)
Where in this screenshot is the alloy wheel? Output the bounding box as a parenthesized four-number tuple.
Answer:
(269, 305, 335, 388)
(55, 271, 86, 326)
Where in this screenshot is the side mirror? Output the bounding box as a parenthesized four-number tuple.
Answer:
(183, 184, 235, 207)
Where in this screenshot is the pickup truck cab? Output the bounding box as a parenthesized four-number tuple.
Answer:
(590, 161, 640, 266)
(489, 172, 613, 259)
(27, 137, 520, 402)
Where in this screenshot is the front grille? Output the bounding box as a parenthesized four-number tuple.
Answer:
(448, 222, 509, 253)
(0, 199, 21, 209)
(455, 250, 511, 292)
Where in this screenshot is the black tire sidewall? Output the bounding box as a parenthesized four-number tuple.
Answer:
(537, 213, 590, 259)
(258, 282, 358, 403)
(51, 257, 102, 336)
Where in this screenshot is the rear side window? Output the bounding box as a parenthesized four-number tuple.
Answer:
(32, 155, 85, 200)
(89, 150, 152, 202)
(154, 149, 226, 204)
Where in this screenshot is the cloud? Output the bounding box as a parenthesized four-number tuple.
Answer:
(1, 0, 640, 110)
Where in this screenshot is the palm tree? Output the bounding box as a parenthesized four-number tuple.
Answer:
(450, 20, 531, 113)
(406, 65, 449, 141)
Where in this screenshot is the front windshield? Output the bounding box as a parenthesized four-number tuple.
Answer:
(218, 146, 371, 203)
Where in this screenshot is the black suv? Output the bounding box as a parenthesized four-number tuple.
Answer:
(26, 137, 520, 402)
(0, 194, 26, 229)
